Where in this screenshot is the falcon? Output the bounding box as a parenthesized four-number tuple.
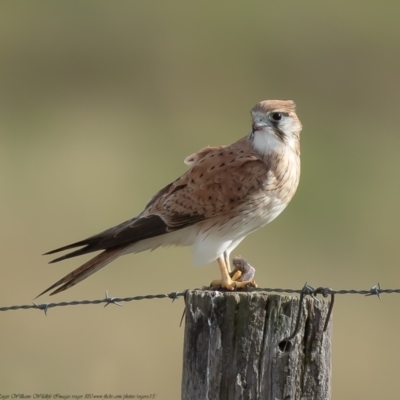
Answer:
(38, 100, 302, 296)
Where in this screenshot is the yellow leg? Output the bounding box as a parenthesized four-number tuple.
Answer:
(217, 256, 231, 287)
(224, 251, 231, 273)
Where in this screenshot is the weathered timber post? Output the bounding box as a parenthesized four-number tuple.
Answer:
(181, 290, 331, 400)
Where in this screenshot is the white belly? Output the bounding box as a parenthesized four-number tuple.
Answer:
(192, 199, 287, 265)
(122, 198, 288, 266)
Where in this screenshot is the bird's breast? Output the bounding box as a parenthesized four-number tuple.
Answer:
(262, 148, 300, 205)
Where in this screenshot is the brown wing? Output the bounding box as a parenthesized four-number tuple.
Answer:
(143, 139, 269, 223)
(44, 139, 269, 263)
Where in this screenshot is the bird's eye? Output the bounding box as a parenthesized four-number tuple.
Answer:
(269, 112, 282, 122)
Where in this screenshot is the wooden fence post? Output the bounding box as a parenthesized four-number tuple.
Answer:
(181, 290, 331, 400)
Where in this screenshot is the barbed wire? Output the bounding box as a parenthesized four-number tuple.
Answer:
(0, 282, 390, 315)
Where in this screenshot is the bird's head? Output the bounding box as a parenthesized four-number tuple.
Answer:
(249, 100, 302, 155)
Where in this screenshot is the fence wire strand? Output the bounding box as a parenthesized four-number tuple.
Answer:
(0, 282, 393, 314)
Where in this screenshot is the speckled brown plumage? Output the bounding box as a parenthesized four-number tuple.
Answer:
(39, 100, 302, 296)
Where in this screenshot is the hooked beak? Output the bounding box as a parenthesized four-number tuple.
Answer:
(252, 121, 268, 133)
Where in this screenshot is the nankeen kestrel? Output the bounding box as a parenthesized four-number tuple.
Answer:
(38, 100, 302, 297)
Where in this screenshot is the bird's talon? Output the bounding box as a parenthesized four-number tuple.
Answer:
(230, 270, 242, 282)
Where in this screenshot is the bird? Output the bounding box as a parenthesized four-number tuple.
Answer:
(38, 100, 302, 297)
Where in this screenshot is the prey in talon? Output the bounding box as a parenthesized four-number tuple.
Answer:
(208, 256, 257, 290)
(39, 100, 301, 297)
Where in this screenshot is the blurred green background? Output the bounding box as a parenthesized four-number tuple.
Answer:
(1, 0, 400, 398)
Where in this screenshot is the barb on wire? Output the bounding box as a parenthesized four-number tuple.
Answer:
(32, 301, 49, 316)
(104, 290, 123, 308)
(365, 283, 381, 299)
(0, 282, 390, 314)
(170, 292, 181, 303)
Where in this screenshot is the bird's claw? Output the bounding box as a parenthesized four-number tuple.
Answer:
(207, 256, 257, 291)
